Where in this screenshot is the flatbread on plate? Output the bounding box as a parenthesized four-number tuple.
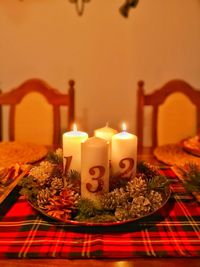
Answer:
(0, 141, 48, 168)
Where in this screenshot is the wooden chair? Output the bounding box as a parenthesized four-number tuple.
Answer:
(0, 78, 75, 147)
(137, 79, 200, 149)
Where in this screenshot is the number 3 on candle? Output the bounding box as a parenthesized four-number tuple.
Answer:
(86, 165, 105, 193)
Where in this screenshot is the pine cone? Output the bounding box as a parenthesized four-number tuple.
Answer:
(148, 190, 162, 210)
(126, 176, 147, 197)
(115, 206, 130, 221)
(101, 187, 128, 211)
(47, 188, 79, 211)
(60, 188, 80, 208)
(37, 188, 51, 209)
(47, 208, 72, 221)
(30, 161, 55, 187)
(50, 177, 63, 191)
(101, 191, 117, 211)
(129, 196, 151, 217)
(44, 188, 79, 221)
(115, 195, 151, 221)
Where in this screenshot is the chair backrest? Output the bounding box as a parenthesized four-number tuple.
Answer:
(0, 78, 75, 147)
(137, 79, 200, 149)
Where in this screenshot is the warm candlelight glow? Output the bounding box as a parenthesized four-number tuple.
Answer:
(94, 124, 118, 142)
(73, 123, 78, 132)
(122, 122, 127, 132)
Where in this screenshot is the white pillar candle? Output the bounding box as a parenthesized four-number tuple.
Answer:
(81, 137, 109, 202)
(62, 124, 88, 173)
(94, 123, 118, 141)
(111, 123, 137, 178)
(94, 124, 117, 160)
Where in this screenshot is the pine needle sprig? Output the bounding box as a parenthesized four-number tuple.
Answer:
(75, 198, 101, 221)
(75, 198, 116, 222)
(181, 163, 200, 194)
(19, 175, 39, 202)
(46, 149, 63, 164)
(64, 170, 81, 193)
(147, 175, 170, 191)
(137, 161, 170, 192)
(137, 161, 159, 177)
(50, 165, 63, 179)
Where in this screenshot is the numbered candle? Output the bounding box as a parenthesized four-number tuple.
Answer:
(111, 123, 137, 178)
(94, 123, 117, 141)
(62, 124, 88, 173)
(81, 137, 109, 201)
(94, 124, 117, 160)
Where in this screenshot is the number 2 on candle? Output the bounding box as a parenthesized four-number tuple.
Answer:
(119, 158, 134, 177)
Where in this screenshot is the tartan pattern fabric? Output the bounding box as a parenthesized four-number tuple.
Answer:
(0, 168, 200, 259)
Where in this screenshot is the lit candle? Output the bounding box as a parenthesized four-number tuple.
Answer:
(111, 123, 137, 178)
(94, 123, 117, 159)
(81, 137, 109, 202)
(94, 123, 118, 141)
(62, 124, 88, 173)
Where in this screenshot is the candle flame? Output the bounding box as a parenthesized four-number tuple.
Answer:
(122, 122, 127, 132)
(73, 123, 77, 132)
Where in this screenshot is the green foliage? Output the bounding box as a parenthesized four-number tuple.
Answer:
(137, 161, 159, 177)
(19, 175, 38, 191)
(66, 170, 81, 184)
(46, 151, 63, 164)
(75, 198, 101, 221)
(19, 175, 39, 202)
(137, 161, 170, 192)
(148, 175, 170, 191)
(75, 198, 116, 222)
(65, 169, 81, 194)
(182, 163, 200, 193)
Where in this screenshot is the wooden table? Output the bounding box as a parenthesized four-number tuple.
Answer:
(0, 258, 199, 267)
(0, 147, 199, 267)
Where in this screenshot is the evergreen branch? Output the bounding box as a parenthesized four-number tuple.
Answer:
(182, 163, 200, 193)
(46, 150, 63, 164)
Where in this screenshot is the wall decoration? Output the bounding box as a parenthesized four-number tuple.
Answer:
(119, 0, 139, 18)
(69, 0, 90, 16)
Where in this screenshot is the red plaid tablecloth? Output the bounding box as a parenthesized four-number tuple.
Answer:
(0, 168, 200, 259)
